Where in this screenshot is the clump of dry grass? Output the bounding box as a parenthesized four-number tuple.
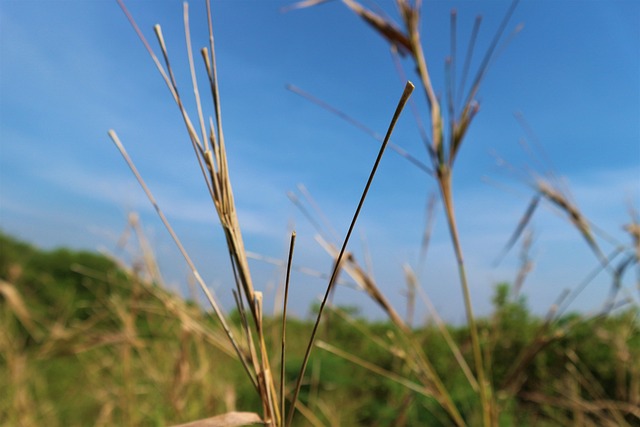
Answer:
(107, 1, 418, 425)
(0, 217, 260, 426)
(493, 111, 637, 320)
(286, 0, 523, 424)
(110, 0, 279, 424)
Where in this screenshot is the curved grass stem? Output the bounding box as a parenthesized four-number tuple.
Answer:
(285, 81, 415, 427)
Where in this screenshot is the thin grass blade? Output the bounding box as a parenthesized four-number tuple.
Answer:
(285, 81, 415, 427)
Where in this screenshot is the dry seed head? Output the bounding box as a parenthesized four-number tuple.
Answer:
(537, 180, 590, 234)
(624, 222, 640, 260)
(536, 179, 611, 267)
(342, 0, 414, 56)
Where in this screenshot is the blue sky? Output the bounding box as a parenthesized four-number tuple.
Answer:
(1, 0, 638, 322)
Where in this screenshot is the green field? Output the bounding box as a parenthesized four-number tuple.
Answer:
(1, 231, 638, 426)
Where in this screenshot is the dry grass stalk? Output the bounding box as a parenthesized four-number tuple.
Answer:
(318, 335, 467, 426)
(326, 303, 405, 358)
(114, 214, 239, 358)
(170, 411, 265, 427)
(128, 211, 165, 285)
(343, 0, 414, 56)
(298, 99, 466, 426)
(169, 329, 193, 414)
(108, 130, 254, 385)
(403, 264, 416, 327)
(536, 179, 607, 265)
(622, 211, 640, 298)
(498, 114, 624, 290)
(607, 320, 634, 401)
(0, 280, 39, 339)
(513, 229, 534, 297)
(625, 221, 640, 262)
(314, 399, 341, 427)
(316, 235, 406, 330)
(280, 232, 296, 422)
(554, 247, 625, 320)
(404, 265, 479, 392)
(520, 391, 640, 425)
(286, 84, 432, 175)
(288, 400, 325, 427)
(565, 350, 630, 425)
(499, 308, 567, 397)
(1, 297, 37, 427)
(286, 190, 327, 240)
(321, 299, 466, 424)
(495, 194, 540, 266)
(281, 0, 333, 14)
(115, 275, 141, 425)
(5, 352, 36, 427)
(418, 193, 438, 273)
(246, 250, 356, 289)
(499, 304, 628, 401)
(111, 1, 283, 423)
(402, 1, 518, 423)
(286, 81, 415, 427)
(316, 340, 432, 397)
(297, 184, 340, 243)
(389, 44, 431, 152)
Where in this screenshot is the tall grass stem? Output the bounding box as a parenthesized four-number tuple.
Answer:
(285, 81, 415, 427)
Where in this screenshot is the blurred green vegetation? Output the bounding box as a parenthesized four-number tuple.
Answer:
(1, 231, 638, 426)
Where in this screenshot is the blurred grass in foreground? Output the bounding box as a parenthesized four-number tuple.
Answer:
(1, 231, 638, 426)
